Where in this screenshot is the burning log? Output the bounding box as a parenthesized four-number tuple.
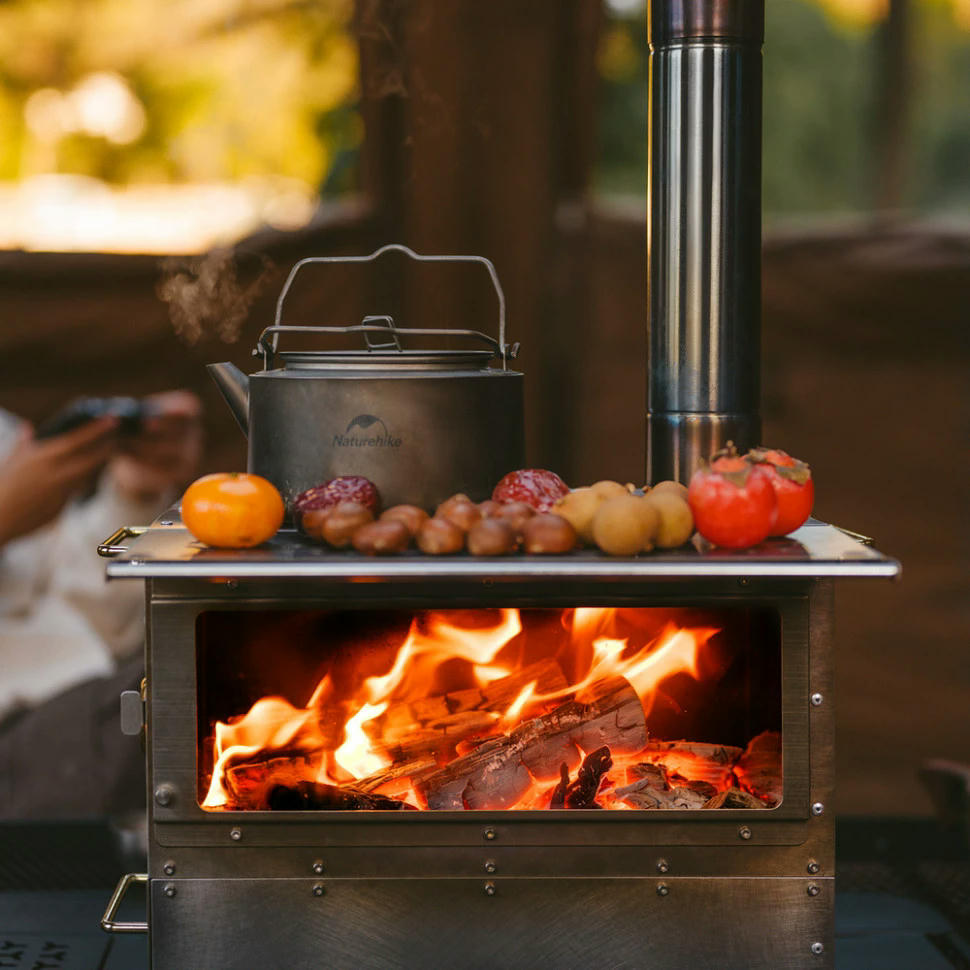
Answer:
(267, 781, 417, 811)
(734, 730, 782, 807)
(550, 746, 613, 809)
(417, 677, 647, 810)
(637, 740, 743, 789)
(614, 763, 715, 810)
(224, 753, 321, 808)
(375, 658, 569, 746)
(353, 758, 438, 794)
(703, 788, 767, 809)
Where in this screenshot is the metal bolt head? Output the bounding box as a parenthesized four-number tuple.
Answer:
(229, 827, 242, 841)
(656, 859, 670, 874)
(810, 942, 824, 955)
(312, 861, 325, 875)
(226, 579, 239, 590)
(153, 784, 175, 807)
(738, 825, 752, 840)
(484, 828, 497, 841)
(656, 883, 669, 897)
(484, 860, 497, 874)
(159, 519, 174, 526)
(163, 861, 176, 876)
(312, 883, 325, 897)
(807, 883, 820, 897)
(807, 860, 821, 875)
(810, 692, 823, 707)
(163, 884, 176, 898)
(811, 802, 825, 816)
(484, 881, 497, 896)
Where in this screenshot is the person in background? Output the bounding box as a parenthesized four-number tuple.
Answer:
(0, 390, 202, 818)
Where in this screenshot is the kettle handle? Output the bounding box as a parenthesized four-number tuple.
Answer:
(269, 244, 513, 369)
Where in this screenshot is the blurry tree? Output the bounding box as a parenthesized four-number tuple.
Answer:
(0, 0, 361, 195)
(594, 0, 970, 220)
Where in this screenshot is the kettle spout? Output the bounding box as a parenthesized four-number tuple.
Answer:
(207, 362, 250, 435)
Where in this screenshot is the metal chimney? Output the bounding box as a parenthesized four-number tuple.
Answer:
(646, 0, 764, 484)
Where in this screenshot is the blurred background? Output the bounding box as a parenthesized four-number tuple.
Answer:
(0, 0, 966, 818)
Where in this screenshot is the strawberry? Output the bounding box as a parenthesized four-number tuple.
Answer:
(492, 469, 569, 512)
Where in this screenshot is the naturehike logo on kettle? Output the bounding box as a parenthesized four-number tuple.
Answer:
(333, 414, 402, 449)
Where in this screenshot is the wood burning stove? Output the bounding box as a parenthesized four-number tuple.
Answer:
(99, 521, 897, 968)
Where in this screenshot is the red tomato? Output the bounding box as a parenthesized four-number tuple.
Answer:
(687, 451, 776, 549)
(181, 473, 284, 548)
(746, 448, 815, 536)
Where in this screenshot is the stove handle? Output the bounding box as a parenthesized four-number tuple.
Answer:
(97, 525, 147, 558)
(101, 872, 148, 934)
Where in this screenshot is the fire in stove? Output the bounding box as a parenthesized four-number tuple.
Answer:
(197, 607, 782, 813)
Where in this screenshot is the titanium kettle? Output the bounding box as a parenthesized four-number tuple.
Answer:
(208, 244, 524, 511)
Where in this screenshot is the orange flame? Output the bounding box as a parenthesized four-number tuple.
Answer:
(200, 608, 721, 811)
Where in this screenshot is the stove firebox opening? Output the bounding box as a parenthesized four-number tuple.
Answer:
(196, 607, 781, 812)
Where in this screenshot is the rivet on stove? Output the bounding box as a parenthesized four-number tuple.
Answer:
(230, 827, 243, 841)
(484, 860, 497, 874)
(484, 828, 497, 841)
(163, 884, 176, 898)
(656, 883, 669, 897)
(807, 883, 820, 897)
(737, 577, 749, 587)
(226, 579, 239, 590)
(810, 693, 823, 707)
(656, 859, 670, 874)
(312, 883, 326, 897)
(163, 861, 176, 876)
(807, 860, 821, 875)
(811, 802, 825, 816)
(153, 784, 175, 807)
(738, 826, 752, 840)
(810, 942, 824, 956)
(484, 881, 497, 896)
(312, 861, 325, 875)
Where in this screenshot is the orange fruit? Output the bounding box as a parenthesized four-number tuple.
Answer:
(181, 473, 284, 548)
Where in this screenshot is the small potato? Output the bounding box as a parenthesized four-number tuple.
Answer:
(591, 495, 659, 556)
(299, 507, 331, 541)
(467, 518, 517, 556)
(416, 516, 465, 555)
(553, 487, 606, 544)
(322, 502, 374, 548)
(521, 513, 577, 554)
(381, 504, 429, 536)
(644, 492, 694, 548)
(648, 480, 689, 503)
(589, 480, 630, 501)
(436, 494, 481, 531)
(351, 519, 411, 555)
(496, 501, 535, 535)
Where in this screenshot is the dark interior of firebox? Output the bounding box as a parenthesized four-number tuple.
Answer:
(195, 607, 781, 812)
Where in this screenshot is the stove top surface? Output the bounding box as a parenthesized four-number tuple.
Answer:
(103, 516, 899, 581)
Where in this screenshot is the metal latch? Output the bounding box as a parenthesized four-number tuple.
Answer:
(101, 872, 148, 933)
(120, 690, 144, 736)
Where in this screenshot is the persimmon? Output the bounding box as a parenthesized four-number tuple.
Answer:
(181, 473, 284, 548)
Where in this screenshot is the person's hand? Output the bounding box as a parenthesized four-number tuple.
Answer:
(108, 390, 204, 505)
(0, 417, 119, 547)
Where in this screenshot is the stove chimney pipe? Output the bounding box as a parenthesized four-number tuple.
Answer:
(646, 0, 764, 484)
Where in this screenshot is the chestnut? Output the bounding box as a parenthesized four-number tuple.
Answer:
(351, 519, 411, 555)
(521, 513, 577, 555)
(496, 501, 535, 536)
(477, 499, 503, 518)
(467, 518, 517, 556)
(322, 502, 374, 548)
(300, 507, 331, 541)
(435, 494, 481, 532)
(381, 504, 430, 536)
(416, 516, 465, 555)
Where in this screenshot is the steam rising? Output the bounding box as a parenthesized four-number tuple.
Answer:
(157, 248, 273, 345)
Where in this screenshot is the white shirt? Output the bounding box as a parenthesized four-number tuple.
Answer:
(0, 409, 163, 718)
